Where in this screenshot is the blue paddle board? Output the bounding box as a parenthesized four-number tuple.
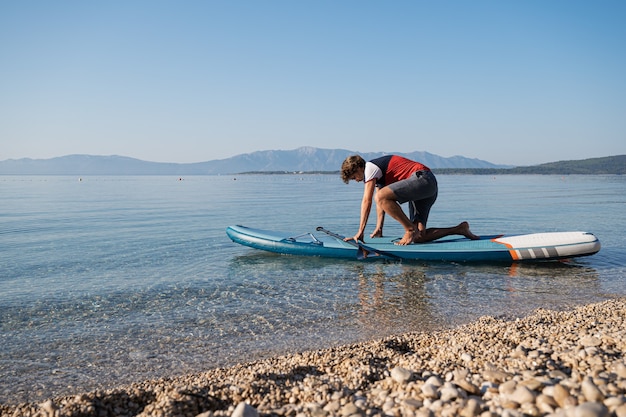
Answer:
(226, 225, 600, 262)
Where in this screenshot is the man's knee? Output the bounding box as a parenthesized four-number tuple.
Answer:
(376, 188, 397, 204)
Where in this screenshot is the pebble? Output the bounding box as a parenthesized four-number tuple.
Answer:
(391, 366, 412, 383)
(1, 298, 625, 417)
(509, 385, 536, 405)
(582, 377, 605, 402)
(571, 402, 609, 417)
(232, 402, 258, 417)
(439, 383, 460, 402)
(454, 378, 481, 395)
(421, 383, 439, 399)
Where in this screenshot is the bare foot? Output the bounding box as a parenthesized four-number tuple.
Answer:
(396, 229, 415, 245)
(460, 221, 480, 240)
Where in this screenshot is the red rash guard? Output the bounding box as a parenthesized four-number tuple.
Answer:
(370, 155, 430, 187)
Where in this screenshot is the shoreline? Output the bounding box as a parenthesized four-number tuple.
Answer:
(2, 297, 625, 417)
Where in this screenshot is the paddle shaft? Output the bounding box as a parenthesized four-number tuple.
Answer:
(315, 227, 401, 260)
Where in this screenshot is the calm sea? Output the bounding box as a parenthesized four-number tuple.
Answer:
(1, 174, 625, 404)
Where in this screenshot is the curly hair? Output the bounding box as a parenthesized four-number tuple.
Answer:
(340, 155, 366, 184)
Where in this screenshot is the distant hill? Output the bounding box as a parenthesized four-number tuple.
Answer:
(1, 148, 623, 175)
(0, 147, 507, 175)
(435, 155, 626, 175)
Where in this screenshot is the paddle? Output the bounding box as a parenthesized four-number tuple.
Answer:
(315, 226, 402, 260)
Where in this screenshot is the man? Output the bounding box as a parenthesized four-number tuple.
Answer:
(341, 154, 480, 245)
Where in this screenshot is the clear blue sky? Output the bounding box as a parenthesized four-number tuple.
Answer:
(1, 1, 625, 166)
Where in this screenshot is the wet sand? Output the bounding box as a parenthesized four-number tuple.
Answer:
(2, 297, 625, 417)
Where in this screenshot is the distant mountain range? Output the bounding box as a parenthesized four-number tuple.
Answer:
(0, 147, 508, 175)
(1, 148, 623, 175)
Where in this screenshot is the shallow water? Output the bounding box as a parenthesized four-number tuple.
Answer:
(1, 174, 625, 403)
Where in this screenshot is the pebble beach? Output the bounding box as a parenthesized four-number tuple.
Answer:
(2, 297, 625, 417)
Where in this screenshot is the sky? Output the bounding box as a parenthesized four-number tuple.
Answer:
(1, 1, 625, 166)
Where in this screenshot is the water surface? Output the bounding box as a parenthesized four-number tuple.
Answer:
(1, 174, 624, 403)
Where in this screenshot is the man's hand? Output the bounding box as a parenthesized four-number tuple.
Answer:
(345, 231, 364, 243)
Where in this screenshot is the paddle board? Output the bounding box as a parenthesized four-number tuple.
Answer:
(226, 225, 600, 262)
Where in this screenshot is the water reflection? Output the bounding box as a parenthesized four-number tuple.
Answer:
(340, 258, 604, 339)
(351, 264, 438, 336)
(228, 253, 605, 339)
